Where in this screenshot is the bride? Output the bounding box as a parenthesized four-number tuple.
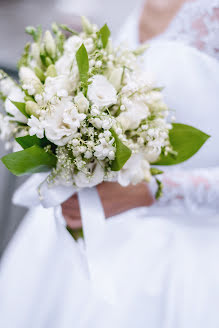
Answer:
(1, 0, 219, 327)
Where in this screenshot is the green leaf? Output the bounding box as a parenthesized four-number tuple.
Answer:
(76, 44, 89, 84)
(99, 24, 111, 48)
(154, 123, 210, 165)
(110, 129, 132, 171)
(1, 145, 57, 176)
(155, 178, 163, 200)
(150, 168, 163, 176)
(58, 24, 78, 35)
(10, 100, 29, 118)
(16, 135, 52, 149)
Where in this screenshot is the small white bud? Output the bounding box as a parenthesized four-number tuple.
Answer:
(108, 67, 123, 91)
(72, 139, 80, 146)
(95, 60, 102, 68)
(84, 150, 92, 159)
(90, 59, 95, 67)
(25, 101, 40, 117)
(74, 92, 89, 113)
(44, 31, 56, 59)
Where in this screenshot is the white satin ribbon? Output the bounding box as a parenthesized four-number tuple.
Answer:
(13, 173, 77, 208)
(77, 188, 118, 302)
(78, 187, 105, 249)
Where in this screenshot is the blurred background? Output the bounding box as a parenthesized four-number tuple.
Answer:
(0, 0, 143, 257)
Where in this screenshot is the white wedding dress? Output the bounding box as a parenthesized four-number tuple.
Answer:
(1, 1, 219, 327)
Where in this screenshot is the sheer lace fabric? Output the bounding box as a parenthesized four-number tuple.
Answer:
(156, 0, 219, 60)
(153, 168, 219, 214)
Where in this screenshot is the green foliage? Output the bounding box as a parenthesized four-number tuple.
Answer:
(25, 25, 42, 42)
(10, 100, 29, 118)
(52, 23, 66, 57)
(0, 91, 6, 102)
(17, 43, 30, 69)
(155, 178, 163, 200)
(1, 145, 57, 176)
(76, 44, 89, 84)
(99, 24, 111, 48)
(110, 129, 132, 171)
(150, 168, 163, 176)
(58, 24, 78, 35)
(154, 123, 210, 165)
(16, 135, 52, 149)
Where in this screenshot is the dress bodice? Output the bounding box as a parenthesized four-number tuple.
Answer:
(156, 0, 219, 61)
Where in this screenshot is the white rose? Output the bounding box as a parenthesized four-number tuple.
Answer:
(55, 54, 73, 75)
(118, 153, 151, 187)
(87, 75, 117, 109)
(117, 96, 149, 131)
(43, 99, 86, 146)
(74, 92, 89, 113)
(44, 75, 73, 100)
(55, 55, 79, 90)
(74, 162, 104, 188)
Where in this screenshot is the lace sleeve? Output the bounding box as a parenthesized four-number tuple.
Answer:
(152, 168, 219, 215)
(156, 0, 219, 61)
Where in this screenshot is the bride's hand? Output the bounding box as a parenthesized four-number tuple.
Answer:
(62, 182, 154, 229)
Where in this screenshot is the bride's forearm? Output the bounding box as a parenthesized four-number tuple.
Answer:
(62, 182, 154, 229)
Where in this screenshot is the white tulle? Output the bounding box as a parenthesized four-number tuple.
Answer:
(1, 194, 219, 327)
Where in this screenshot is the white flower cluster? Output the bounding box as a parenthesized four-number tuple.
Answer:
(0, 18, 172, 188)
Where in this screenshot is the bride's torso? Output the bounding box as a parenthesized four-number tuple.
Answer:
(119, 0, 219, 60)
(118, 0, 219, 214)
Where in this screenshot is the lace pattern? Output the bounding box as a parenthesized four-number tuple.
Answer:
(153, 168, 219, 215)
(156, 0, 219, 60)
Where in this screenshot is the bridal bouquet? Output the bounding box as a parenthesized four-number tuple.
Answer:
(0, 17, 209, 202)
